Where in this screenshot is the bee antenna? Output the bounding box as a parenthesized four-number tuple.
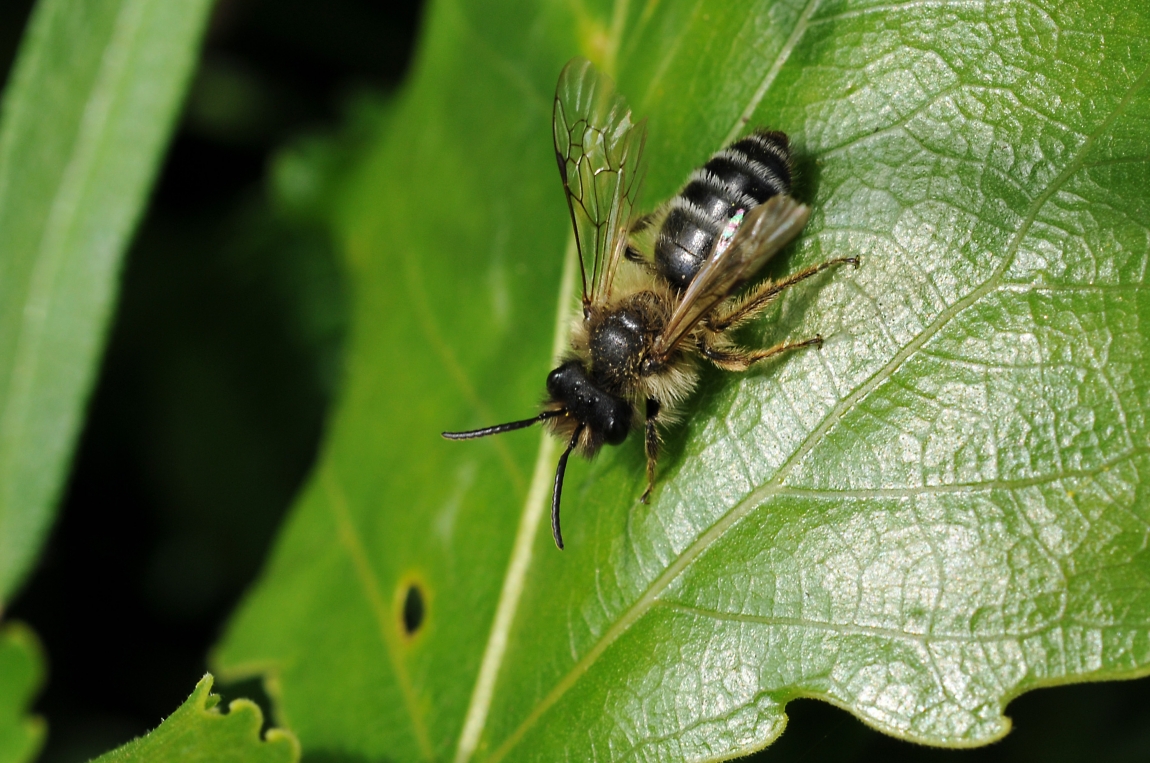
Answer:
(442, 409, 565, 440)
(551, 422, 584, 550)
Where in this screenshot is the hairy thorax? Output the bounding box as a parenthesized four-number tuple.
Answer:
(584, 291, 667, 393)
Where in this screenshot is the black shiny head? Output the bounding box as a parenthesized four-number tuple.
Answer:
(546, 360, 632, 445)
(544, 360, 632, 550)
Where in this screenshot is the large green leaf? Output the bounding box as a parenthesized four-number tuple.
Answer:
(216, 0, 1150, 760)
(89, 675, 299, 763)
(0, 0, 214, 603)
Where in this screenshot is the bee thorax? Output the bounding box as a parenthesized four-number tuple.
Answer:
(588, 308, 646, 383)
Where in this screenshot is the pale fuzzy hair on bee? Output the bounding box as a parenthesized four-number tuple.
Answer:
(561, 259, 701, 437)
(541, 400, 592, 449)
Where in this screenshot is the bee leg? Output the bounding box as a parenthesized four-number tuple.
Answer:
(708, 256, 860, 332)
(699, 334, 823, 373)
(640, 398, 661, 504)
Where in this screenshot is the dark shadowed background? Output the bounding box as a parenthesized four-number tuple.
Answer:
(3, 1, 415, 759)
(1, 0, 1148, 761)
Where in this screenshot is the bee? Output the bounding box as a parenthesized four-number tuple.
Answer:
(444, 58, 857, 549)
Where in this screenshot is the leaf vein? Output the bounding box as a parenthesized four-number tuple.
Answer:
(402, 235, 529, 494)
(0, 0, 150, 537)
(659, 601, 1087, 645)
(722, 0, 824, 146)
(775, 446, 1150, 500)
(453, 237, 579, 763)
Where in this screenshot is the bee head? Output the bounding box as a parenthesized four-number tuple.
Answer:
(546, 360, 631, 445)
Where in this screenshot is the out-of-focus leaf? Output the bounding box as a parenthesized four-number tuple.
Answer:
(0, 0, 215, 602)
(0, 623, 44, 763)
(89, 674, 298, 763)
(217, 0, 1150, 760)
(270, 91, 396, 227)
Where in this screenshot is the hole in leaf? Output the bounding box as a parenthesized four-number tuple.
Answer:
(402, 583, 424, 635)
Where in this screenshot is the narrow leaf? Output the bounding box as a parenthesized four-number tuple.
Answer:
(0, 0, 215, 602)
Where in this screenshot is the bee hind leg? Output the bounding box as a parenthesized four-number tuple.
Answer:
(640, 398, 661, 504)
(708, 255, 860, 333)
(699, 334, 824, 373)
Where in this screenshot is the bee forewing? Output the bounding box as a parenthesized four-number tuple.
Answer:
(553, 58, 647, 307)
(653, 195, 812, 357)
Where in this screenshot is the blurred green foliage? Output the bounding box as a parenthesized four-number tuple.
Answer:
(0, 625, 44, 763)
(0, 0, 407, 760)
(1, 0, 1149, 761)
(0, 0, 214, 606)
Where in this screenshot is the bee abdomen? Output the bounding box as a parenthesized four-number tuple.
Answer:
(655, 131, 792, 291)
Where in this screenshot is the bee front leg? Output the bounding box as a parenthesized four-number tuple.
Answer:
(641, 398, 661, 504)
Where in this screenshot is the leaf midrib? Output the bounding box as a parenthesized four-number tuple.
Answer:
(469, 0, 828, 758)
(451, 238, 580, 763)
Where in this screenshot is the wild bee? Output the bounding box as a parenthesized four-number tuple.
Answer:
(444, 58, 857, 549)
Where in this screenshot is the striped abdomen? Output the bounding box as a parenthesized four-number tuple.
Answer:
(655, 130, 793, 291)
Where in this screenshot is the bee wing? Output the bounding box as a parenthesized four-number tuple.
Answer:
(651, 195, 811, 358)
(554, 57, 647, 308)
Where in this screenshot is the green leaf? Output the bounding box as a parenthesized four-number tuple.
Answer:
(0, 623, 45, 763)
(89, 674, 299, 763)
(216, 0, 1150, 760)
(0, 0, 215, 602)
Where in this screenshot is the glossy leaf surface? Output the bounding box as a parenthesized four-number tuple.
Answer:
(89, 675, 298, 763)
(216, 0, 1150, 760)
(0, 0, 214, 602)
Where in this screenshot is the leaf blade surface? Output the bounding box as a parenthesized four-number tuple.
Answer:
(0, 623, 44, 763)
(217, 0, 1150, 760)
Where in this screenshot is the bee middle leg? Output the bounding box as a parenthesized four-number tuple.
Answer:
(640, 398, 661, 504)
(708, 255, 860, 332)
(698, 333, 824, 373)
